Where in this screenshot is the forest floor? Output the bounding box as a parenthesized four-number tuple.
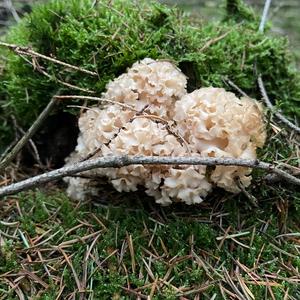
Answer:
(0, 1, 300, 299)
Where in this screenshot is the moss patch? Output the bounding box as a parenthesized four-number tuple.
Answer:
(0, 0, 300, 150)
(0, 190, 299, 299)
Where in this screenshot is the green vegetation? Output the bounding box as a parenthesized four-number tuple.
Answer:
(0, 0, 300, 150)
(0, 190, 299, 299)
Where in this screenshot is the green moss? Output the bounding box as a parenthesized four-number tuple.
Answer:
(0, 240, 19, 274)
(0, 0, 300, 150)
(0, 190, 299, 299)
(224, 0, 257, 23)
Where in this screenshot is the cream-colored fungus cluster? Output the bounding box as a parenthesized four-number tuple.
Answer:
(103, 58, 187, 118)
(65, 58, 266, 205)
(174, 88, 266, 192)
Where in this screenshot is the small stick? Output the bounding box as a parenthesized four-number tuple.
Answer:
(223, 77, 249, 98)
(0, 41, 98, 76)
(0, 96, 58, 172)
(258, 76, 300, 134)
(0, 155, 299, 198)
(40, 68, 95, 94)
(236, 179, 258, 207)
(11, 116, 42, 166)
(4, 0, 20, 23)
(200, 30, 231, 52)
(55, 95, 139, 111)
(19, 54, 95, 93)
(259, 0, 272, 33)
(257, 2, 299, 134)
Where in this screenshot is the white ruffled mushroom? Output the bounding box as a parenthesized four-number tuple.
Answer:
(103, 58, 187, 118)
(174, 87, 266, 192)
(66, 107, 212, 205)
(75, 105, 136, 157)
(65, 59, 266, 204)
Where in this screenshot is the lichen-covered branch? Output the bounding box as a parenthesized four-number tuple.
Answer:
(0, 155, 299, 198)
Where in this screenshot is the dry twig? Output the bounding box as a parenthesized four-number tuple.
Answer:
(258, 76, 300, 134)
(223, 77, 249, 98)
(16, 52, 95, 93)
(4, 0, 20, 23)
(11, 116, 42, 166)
(200, 30, 231, 52)
(0, 155, 299, 198)
(0, 96, 58, 172)
(259, 0, 273, 33)
(0, 41, 98, 76)
(55, 95, 138, 111)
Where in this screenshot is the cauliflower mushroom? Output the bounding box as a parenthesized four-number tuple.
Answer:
(66, 106, 211, 205)
(174, 87, 266, 192)
(103, 58, 187, 118)
(65, 59, 266, 205)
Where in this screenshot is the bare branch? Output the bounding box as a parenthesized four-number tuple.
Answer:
(38, 67, 95, 94)
(11, 116, 42, 166)
(16, 52, 96, 93)
(259, 0, 272, 33)
(0, 95, 59, 172)
(4, 0, 20, 23)
(0, 155, 299, 198)
(223, 77, 249, 98)
(258, 76, 300, 134)
(0, 41, 98, 76)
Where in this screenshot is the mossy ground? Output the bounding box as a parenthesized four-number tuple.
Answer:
(0, 1, 300, 299)
(0, 123, 299, 299)
(0, 187, 299, 299)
